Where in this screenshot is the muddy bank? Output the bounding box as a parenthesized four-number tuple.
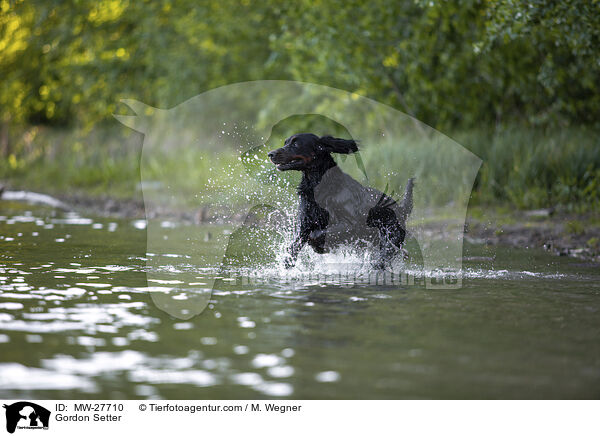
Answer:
(57, 192, 146, 219)
(466, 209, 600, 263)
(0, 185, 145, 218)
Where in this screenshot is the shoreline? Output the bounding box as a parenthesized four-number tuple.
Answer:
(465, 212, 600, 264)
(2, 188, 599, 264)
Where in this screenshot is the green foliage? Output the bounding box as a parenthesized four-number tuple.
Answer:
(566, 220, 585, 235)
(0, 0, 283, 128)
(483, 0, 600, 125)
(2, 0, 599, 129)
(1, 0, 599, 210)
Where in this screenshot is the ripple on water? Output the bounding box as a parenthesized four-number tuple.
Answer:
(267, 365, 295, 378)
(53, 268, 97, 274)
(50, 217, 93, 225)
(0, 292, 40, 300)
(127, 329, 159, 342)
(251, 353, 285, 368)
(129, 369, 217, 387)
(42, 350, 146, 375)
(315, 371, 341, 383)
(233, 345, 249, 355)
(0, 363, 97, 392)
(254, 381, 294, 397)
(31, 287, 87, 299)
(200, 337, 217, 345)
(237, 316, 256, 328)
(0, 304, 158, 334)
(75, 283, 111, 288)
(97, 265, 134, 272)
(230, 372, 263, 386)
(0, 302, 24, 310)
(132, 220, 147, 230)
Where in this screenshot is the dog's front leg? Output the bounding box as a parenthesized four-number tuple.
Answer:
(284, 233, 306, 268)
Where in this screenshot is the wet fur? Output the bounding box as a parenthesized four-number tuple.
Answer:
(268, 133, 413, 269)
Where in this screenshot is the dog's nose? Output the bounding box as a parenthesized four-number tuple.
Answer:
(268, 151, 276, 159)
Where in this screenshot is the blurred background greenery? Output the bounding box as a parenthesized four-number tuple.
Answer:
(0, 0, 599, 211)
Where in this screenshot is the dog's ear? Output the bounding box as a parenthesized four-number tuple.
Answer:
(317, 135, 358, 154)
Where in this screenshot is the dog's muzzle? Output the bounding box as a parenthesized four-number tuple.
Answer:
(268, 150, 310, 171)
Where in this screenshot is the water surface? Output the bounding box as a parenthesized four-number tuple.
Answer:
(1, 202, 599, 399)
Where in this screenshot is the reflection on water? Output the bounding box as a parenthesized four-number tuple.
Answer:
(0, 202, 599, 399)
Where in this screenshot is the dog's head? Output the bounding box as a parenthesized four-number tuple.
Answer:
(268, 133, 358, 171)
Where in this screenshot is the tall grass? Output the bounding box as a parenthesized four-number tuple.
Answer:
(454, 125, 600, 211)
(1, 123, 598, 212)
(0, 125, 143, 199)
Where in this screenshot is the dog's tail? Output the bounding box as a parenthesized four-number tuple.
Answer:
(398, 178, 414, 222)
(375, 183, 398, 209)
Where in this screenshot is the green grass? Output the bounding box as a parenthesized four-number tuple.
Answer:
(0, 125, 143, 199)
(566, 221, 586, 235)
(1, 122, 599, 213)
(453, 125, 600, 212)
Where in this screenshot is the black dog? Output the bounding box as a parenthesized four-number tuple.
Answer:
(268, 133, 414, 269)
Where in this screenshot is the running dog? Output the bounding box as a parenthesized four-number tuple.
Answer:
(268, 133, 414, 269)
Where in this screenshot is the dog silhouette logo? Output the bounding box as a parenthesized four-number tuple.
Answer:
(115, 80, 481, 319)
(3, 402, 50, 434)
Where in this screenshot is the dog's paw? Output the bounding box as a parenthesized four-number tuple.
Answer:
(283, 255, 296, 269)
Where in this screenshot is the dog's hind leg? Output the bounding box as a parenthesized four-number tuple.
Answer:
(307, 229, 327, 253)
(373, 226, 406, 270)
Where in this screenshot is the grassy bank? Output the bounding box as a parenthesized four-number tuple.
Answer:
(454, 126, 600, 212)
(1, 123, 599, 213)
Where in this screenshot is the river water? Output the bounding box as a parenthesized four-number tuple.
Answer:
(0, 202, 598, 399)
